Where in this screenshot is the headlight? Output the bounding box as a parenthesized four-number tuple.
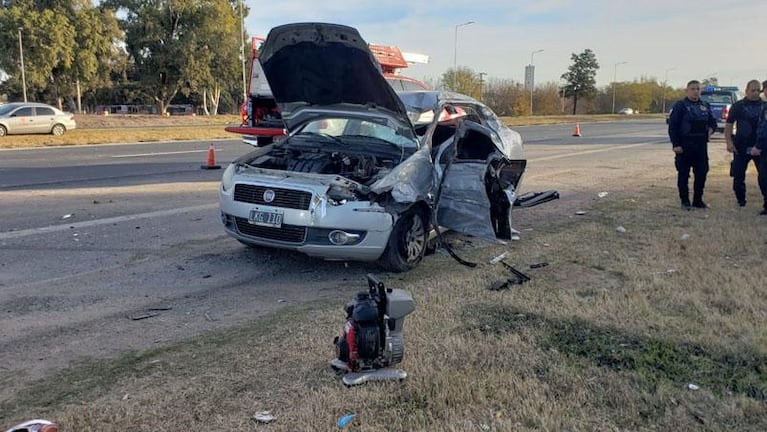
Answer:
(221, 163, 236, 192)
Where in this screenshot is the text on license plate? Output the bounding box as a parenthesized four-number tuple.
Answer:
(248, 209, 283, 228)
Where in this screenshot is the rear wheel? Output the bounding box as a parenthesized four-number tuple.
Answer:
(51, 124, 66, 136)
(0, 125, 6, 137)
(379, 209, 427, 272)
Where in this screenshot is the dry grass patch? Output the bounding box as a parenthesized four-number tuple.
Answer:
(0, 114, 241, 148)
(1, 173, 766, 431)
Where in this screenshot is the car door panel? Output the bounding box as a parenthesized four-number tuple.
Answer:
(435, 120, 512, 241)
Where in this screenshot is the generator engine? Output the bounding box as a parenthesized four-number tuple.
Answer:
(331, 274, 415, 385)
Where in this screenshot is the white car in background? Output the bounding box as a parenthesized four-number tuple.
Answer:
(0, 102, 76, 137)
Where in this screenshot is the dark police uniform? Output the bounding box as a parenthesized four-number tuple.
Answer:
(726, 98, 764, 205)
(754, 104, 767, 213)
(668, 97, 718, 207)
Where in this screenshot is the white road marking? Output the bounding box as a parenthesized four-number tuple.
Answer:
(528, 142, 657, 162)
(112, 149, 211, 158)
(0, 204, 218, 240)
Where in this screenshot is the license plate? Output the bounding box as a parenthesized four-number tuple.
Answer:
(248, 209, 283, 228)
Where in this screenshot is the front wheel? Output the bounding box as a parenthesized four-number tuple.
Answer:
(379, 209, 427, 272)
(51, 124, 66, 136)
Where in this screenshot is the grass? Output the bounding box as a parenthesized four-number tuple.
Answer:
(2, 169, 766, 431)
(0, 114, 242, 148)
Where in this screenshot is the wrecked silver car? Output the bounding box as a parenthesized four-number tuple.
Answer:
(219, 22, 555, 271)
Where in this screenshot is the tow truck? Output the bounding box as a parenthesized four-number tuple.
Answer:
(225, 38, 429, 146)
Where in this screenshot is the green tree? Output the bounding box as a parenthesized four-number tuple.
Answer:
(561, 49, 599, 115)
(0, 0, 122, 109)
(441, 66, 481, 98)
(105, 0, 244, 115)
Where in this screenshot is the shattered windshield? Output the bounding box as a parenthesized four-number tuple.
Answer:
(298, 117, 418, 149)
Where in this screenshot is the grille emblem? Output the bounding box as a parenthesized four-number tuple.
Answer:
(263, 189, 275, 203)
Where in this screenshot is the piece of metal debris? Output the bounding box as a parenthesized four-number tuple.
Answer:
(489, 252, 509, 264)
(598, 191, 609, 198)
(680, 233, 690, 241)
(529, 262, 549, 269)
(147, 306, 172, 311)
(575, 210, 587, 215)
(615, 225, 627, 233)
(687, 383, 700, 391)
(254, 411, 275, 424)
(128, 312, 160, 321)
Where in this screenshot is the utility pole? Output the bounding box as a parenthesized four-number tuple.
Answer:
(239, 0, 247, 105)
(612, 61, 627, 114)
(478, 72, 486, 102)
(18, 27, 27, 102)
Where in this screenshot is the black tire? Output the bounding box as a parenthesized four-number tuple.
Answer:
(379, 209, 428, 272)
(0, 125, 6, 137)
(51, 124, 66, 136)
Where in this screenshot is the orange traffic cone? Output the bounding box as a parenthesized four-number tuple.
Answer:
(201, 143, 221, 170)
(572, 123, 582, 137)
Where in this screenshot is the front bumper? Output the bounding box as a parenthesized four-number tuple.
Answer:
(219, 177, 394, 261)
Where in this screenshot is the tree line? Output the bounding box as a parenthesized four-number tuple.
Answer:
(0, 0, 246, 115)
(439, 49, 688, 116)
(1, 6, 689, 116)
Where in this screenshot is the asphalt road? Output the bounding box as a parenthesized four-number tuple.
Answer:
(0, 118, 707, 398)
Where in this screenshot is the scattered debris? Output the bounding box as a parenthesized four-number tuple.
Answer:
(254, 411, 275, 424)
(122, 393, 130, 401)
(176, 265, 185, 271)
(489, 261, 532, 290)
(204, 312, 215, 322)
(128, 312, 160, 321)
(597, 191, 609, 198)
(337, 413, 357, 428)
(93, 200, 100, 204)
(277, 299, 287, 303)
(61, 214, 73, 220)
(511, 234, 521, 241)
(680, 233, 690, 241)
(687, 383, 700, 391)
(529, 262, 549, 269)
(4, 419, 59, 432)
(147, 306, 172, 311)
(543, 243, 550, 247)
(202, 274, 212, 279)
(615, 225, 627, 233)
(489, 252, 509, 264)
(575, 210, 587, 215)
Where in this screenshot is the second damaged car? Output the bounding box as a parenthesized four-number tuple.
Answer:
(219, 23, 556, 272)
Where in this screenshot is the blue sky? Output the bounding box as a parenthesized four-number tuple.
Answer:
(243, 0, 764, 89)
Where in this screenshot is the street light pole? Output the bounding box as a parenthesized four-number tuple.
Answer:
(612, 61, 627, 114)
(662, 67, 675, 114)
(18, 27, 27, 102)
(529, 49, 543, 115)
(452, 21, 475, 70)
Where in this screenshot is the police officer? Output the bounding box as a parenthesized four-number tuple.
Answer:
(725, 80, 764, 207)
(750, 82, 767, 215)
(668, 80, 718, 209)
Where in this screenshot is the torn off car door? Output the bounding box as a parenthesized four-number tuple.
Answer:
(435, 120, 518, 241)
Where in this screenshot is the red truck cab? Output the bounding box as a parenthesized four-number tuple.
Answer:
(226, 38, 427, 146)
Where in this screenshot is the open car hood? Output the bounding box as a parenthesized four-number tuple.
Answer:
(258, 23, 413, 133)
